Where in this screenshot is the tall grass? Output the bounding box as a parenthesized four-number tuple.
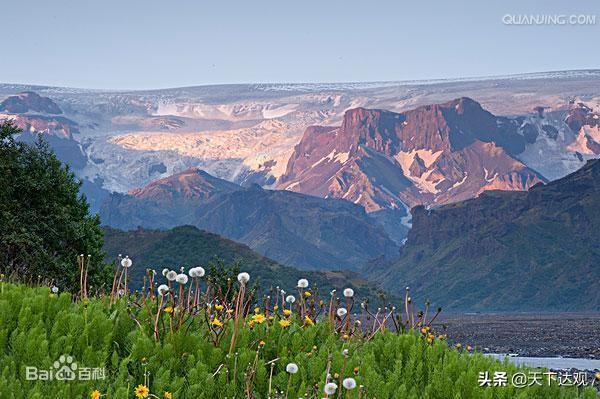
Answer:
(0, 277, 596, 398)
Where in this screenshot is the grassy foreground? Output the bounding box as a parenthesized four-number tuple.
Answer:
(0, 281, 596, 399)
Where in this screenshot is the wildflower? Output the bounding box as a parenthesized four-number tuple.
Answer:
(343, 288, 354, 298)
(166, 270, 177, 281)
(237, 272, 250, 284)
(336, 308, 347, 317)
(324, 382, 337, 395)
(254, 307, 261, 314)
(438, 334, 446, 341)
(121, 256, 133, 268)
(353, 367, 359, 375)
(176, 274, 188, 284)
(343, 378, 357, 390)
(90, 390, 101, 399)
(297, 279, 309, 288)
(162, 268, 169, 277)
(466, 345, 473, 352)
(273, 305, 279, 311)
(214, 304, 224, 311)
(286, 363, 299, 374)
(342, 334, 350, 340)
(226, 309, 234, 314)
(279, 319, 291, 328)
(211, 318, 224, 328)
(342, 349, 349, 357)
(259, 340, 266, 348)
(304, 316, 314, 326)
(163, 393, 173, 399)
(189, 266, 205, 278)
(283, 309, 292, 317)
(421, 327, 430, 334)
(285, 295, 296, 304)
(252, 314, 266, 324)
(595, 372, 600, 381)
(134, 384, 149, 399)
(248, 320, 255, 328)
(164, 306, 174, 314)
(157, 284, 169, 296)
(51, 286, 59, 294)
(304, 291, 312, 298)
(455, 343, 462, 350)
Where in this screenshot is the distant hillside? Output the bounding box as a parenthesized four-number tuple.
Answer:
(100, 168, 399, 271)
(103, 225, 390, 301)
(367, 159, 600, 311)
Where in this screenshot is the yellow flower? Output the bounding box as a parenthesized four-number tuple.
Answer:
(252, 314, 266, 324)
(214, 304, 224, 311)
(164, 306, 174, 314)
(353, 367, 360, 375)
(226, 309, 234, 314)
(304, 316, 314, 326)
(420, 327, 430, 334)
(342, 334, 349, 340)
(211, 318, 223, 328)
(90, 390, 101, 399)
(164, 392, 173, 399)
(438, 334, 446, 341)
(273, 305, 279, 311)
(283, 309, 292, 317)
(259, 340, 266, 347)
(595, 372, 600, 381)
(304, 291, 312, 298)
(466, 345, 473, 352)
(279, 319, 291, 328)
(254, 307, 261, 314)
(455, 343, 462, 350)
(248, 320, 255, 328)
(135, 384, 150, 399)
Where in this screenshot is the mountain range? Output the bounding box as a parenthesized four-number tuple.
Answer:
(100, 168, 399, 271)
(2, 72, 600, 310)
(366, 159, 600, 311)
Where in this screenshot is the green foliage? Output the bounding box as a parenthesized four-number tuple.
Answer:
(0, 283, 596, 398)
(0, 121, 109, 289)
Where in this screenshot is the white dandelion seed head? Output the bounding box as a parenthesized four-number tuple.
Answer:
(343, 378, 357, 390)
(286, 363, 299, 374)
(51, 286, 59, 294)
(166, 270, 177, 281)
(342, 349, 349, 357)
(337, 308, 348, 317)
(162, 268, 169, 277)
(157, 284, 169, 296)
(343, 288, 354, 298)
(121, 256, 132, 268)
(237, 272, 250, 284)
(195, 266, 205, 277)
(176, 274, 188, 284)
(286, 295, 296, 304)
(324, 382, 338, 395)
(297, 278, 309, 288)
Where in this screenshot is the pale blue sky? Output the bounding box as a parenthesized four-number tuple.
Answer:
(3, 0, 599, 89)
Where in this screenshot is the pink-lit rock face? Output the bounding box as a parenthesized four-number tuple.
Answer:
(278, 98, 544, 210)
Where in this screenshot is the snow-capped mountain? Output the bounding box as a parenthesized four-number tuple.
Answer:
(1, 70, 599, 217)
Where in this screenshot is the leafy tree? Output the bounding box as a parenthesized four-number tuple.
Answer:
(0, 121, 109, 288)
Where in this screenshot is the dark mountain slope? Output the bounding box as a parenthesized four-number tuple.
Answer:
(103, 225, 388, 300)
(367, 159, 600, 311)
